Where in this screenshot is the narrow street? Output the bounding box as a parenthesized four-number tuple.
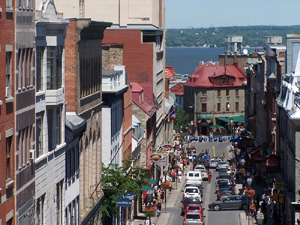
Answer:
(169, 140, 243, 225)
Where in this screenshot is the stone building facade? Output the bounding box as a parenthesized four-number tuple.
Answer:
(64, 19, 111, 224)
(34, 1, 69, 224)
(15, 0, 36, 224)
(184, 64, 246, 136)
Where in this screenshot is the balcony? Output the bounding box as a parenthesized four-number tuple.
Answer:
(102, 66, 128, 94)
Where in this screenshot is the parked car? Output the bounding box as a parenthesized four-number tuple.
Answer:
(186, 171, 202, 185)
(185, 184, 204, 197)
(186, 204, 204, 214)
(208, 195, 247, 211)
(181, 197, 202, 215)
(182, 186, 202, 200)
(216, 161, 229, 171)
(183, 211, 205, 225)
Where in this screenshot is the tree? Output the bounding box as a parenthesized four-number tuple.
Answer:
(101, 155, 151, 219)
(174, 107, 189, 133)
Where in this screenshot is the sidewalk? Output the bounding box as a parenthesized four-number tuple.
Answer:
(131, 164, 191, 225)
(237, 183, 274, 225)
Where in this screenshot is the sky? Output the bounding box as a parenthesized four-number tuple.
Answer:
(165, 0, 300, 28)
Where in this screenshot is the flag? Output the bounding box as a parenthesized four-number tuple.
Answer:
(170, 110, 176, 122)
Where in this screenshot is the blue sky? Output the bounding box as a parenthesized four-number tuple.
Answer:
(165, 0, 300, 28)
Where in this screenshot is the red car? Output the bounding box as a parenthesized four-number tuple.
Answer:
(190, 146, 197, 153)
(185, 204, 204, 214)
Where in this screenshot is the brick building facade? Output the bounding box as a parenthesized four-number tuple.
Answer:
(0, 0, 15, 224)
(64, 19, 111, 224)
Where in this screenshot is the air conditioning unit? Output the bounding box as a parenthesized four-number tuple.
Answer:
(5, 87, 9, 97)
(29, 150, 35, 160)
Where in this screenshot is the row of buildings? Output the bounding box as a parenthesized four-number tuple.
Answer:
(0, 0, 175, 224)
(169, 35, 300, 224)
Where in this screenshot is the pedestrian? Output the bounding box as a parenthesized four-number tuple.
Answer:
(208, 172, 212, 184)
(144, 218, 150, 225)
(178, 169, 182, 183)
(270, 200, 276, 218)
(256, 195, 260, 209)
(249, 201, 256, 220)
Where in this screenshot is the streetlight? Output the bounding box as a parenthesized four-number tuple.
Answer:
(164, 168, 168, 212)
(247, 177, 253, 225)
(240, 158, 245, 167)
(230, 118, 234, 137)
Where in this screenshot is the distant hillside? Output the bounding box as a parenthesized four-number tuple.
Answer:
(166, 25, 300, 47)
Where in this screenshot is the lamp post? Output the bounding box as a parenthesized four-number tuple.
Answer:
(247, 177, 253, 225)
(164, 168, 167, 212)
(230, 118, 234, 137)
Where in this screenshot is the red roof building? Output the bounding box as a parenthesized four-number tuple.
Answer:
(194, 61, 219, 74)
(165, 66, 177, 79)
(183, 64, 246, 136)
(170, 83, 184, 108)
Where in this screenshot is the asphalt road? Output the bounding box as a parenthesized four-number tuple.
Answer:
(169, 140, 243, 225)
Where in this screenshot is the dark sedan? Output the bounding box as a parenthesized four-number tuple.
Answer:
(181, 197, 202, 215)
(208, 195, 247, 211)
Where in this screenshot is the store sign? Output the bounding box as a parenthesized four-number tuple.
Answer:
(266, 155, 280, 172)
(116, 197, 133, 207)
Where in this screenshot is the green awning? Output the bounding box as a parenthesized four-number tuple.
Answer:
(216, 115, 245, 123)
(210, 124, 224, 128)
(149, 179, 157, 185)
(198, 114, 211, 119)
(141, 186, 152, 191)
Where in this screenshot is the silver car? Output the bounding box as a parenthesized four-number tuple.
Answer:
(183, 212, 205, 225)
(209, 159, 220, 168)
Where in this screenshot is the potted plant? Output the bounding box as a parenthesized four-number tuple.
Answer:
(181, 154, 186, 160)
(144, 207, 155, 222)
(161, 182, 171, 190)
(244, 188, 255, 198)
(238, 168, 246, 174)
(173, 165, 180, 171)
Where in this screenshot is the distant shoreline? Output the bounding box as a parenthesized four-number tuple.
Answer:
(166, 46, 263, 49)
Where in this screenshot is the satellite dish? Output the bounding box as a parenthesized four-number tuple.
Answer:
(243, 49, 248, 55)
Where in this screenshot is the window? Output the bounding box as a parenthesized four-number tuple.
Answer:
(6, 52, 12, 98)
(201, 90, 207, 97)
(217, 90, 221, 97)
(56, 107, 62, 146)
(236, 90, 239, 96)
(217, 103, 221, 112)
(201, 103, 207, 113)
(36, 47, 44, 92)
(36, 113, 43, 158)
(37, 195, 45, 225)
(6, 0, 12, 8)
(47, 46, 62, 90)
(226, 90, 229, 96)
(226, 102, 230, 111)
(57, 181, 63, 225)
(236, 102, 239, 112)
(6, 137, 12, 179)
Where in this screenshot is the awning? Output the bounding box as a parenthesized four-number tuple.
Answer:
(210, 124, 224, 128)
(216, 115, 245, 123)
(141, 186, 152, 191)
(198, 114, 211, 119)
(149, 179, 157, 185)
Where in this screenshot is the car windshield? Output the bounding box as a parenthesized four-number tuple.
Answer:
(186, 189, 198, 193)
(219, 175, 231, 179)
(218, 162, 226, 165)
(211, 160, 218, 163)
(220, 168, 228, 172)
(188, 206, 200, 210)
(186, 214, 200, 219)
(185, 198, 201, 204)
(194, 173, 200, 177)
(188, 173, 194, 177)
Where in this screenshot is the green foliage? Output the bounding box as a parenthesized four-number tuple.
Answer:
(174, 107, 189, 132)
(166, 25, 300, 47)
(101, 155, 151, 218)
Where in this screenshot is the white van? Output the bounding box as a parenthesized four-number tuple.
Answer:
(186, 171, 202, 185)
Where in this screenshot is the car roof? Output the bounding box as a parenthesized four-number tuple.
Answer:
(185, 184, 203, 189)
(185, 186, 199, 189)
